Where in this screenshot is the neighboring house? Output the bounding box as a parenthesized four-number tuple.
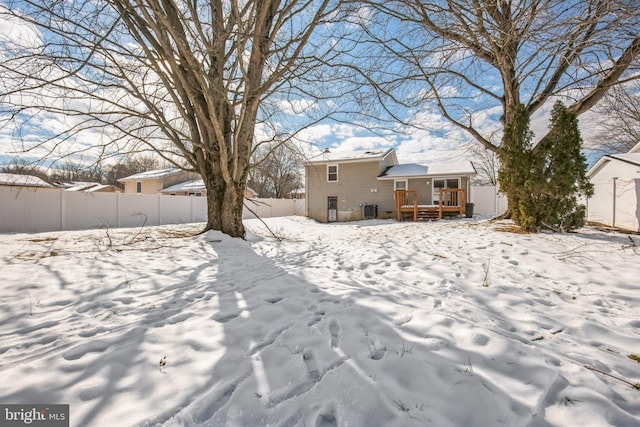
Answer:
(158, 179, 258, 199)
(0, 173, 56, 189)
(586, 143, 640, 232)
(304, 148, 476, 223)
(118, 168, 199, 194)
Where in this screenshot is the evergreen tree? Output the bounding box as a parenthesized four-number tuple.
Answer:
(533, 101, 594, 231)
(498, 105, 535, 227)
(499, 102, 593, 232)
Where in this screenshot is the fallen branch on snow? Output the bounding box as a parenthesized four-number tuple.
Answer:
(584, 365, 640, 390)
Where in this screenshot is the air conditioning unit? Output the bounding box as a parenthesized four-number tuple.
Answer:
(363, 204, 377, 219)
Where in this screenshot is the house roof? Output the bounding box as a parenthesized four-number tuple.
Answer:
(159, 179, 205, 193)
(85, 184, 121, 192)
(118, 168, 183, 182)
(609, 153, 640, 166)
(587, 153, 640, 177)
(378, 161, 477, 179)
(158, 179, 258, 197)
(305, 148, 396, 164)
(59, 181, 102, 191)
(630, 141, 640, 153)
(0, 173, 55, 188)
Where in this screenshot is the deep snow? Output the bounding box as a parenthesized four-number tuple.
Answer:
(0, 217, 638, 426)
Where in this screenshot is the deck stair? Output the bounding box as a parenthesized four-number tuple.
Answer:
(417, 209, 439, 221)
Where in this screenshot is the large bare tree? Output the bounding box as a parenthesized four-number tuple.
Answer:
(591, 80, 640, 155)
(0, 0, 346, 237)
(249, 142, 303, 198)
(358, 0, 640, 150)
(352, 0, 639, 222)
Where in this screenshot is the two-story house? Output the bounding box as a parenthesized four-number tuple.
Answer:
(305, 148, 476, 222)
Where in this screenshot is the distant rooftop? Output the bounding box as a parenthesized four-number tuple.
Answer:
(57, 181, 102, 191)
(118, 168, 183, 182)
(0, 173, 54, 188)
(159, 179, 205, 193)
(159, 180, 257, 197)
(306, 148, 396, 164)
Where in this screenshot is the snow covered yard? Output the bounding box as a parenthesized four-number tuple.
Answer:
(0, 217, 639, 427)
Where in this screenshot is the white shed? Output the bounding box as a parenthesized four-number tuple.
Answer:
(586, 145, 640, 232)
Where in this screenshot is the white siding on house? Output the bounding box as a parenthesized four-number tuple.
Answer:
(587, 158, 640, 231)
(306, 162, 395, 222)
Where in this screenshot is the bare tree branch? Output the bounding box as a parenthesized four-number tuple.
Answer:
(0, 0, 350, 237)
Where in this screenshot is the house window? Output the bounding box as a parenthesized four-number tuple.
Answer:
(394, 180, 407, 191)
(433, 178, 460, 203)
(327, 164, 338, 182)
(136, 181, 142, 193)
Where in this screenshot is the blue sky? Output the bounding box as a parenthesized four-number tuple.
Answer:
(0, 1, 607, 171)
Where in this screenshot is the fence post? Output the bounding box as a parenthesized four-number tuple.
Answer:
(612, 177, 618, 228)
(60, 189, 65, 231)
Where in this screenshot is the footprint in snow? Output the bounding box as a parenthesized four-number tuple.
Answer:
(329, 320, 340, 348)
(113, 297, 133, 305)
(369, 342, 387, 360)
(303, 350, 320, 381)
(211, 311, 240, 323)
(307, 307, 326, 327)
(316, 411, 337, 427)
(473, 333, 489, 346)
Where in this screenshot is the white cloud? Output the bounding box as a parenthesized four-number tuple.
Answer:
(330, 135, 392, 152)
(0, 7, 42, 50)
(274, 98, 319, 116)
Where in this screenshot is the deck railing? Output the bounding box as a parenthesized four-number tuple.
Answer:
(394, 190, 418, 221)
(394, 188, 465, 221)
(438, 188, 465, 219)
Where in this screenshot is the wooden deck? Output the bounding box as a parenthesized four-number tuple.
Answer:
(394, 189, 465, 221)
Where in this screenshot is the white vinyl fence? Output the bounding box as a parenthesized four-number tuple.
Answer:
(469, 185, 509, 216)
(587, 178, 640, 232)
(0, 187, 305, 233)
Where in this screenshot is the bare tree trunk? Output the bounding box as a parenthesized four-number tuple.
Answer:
(0, 0, 343, 239)
(221, 183, 247, 237)
(203, 170, 224, 232)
